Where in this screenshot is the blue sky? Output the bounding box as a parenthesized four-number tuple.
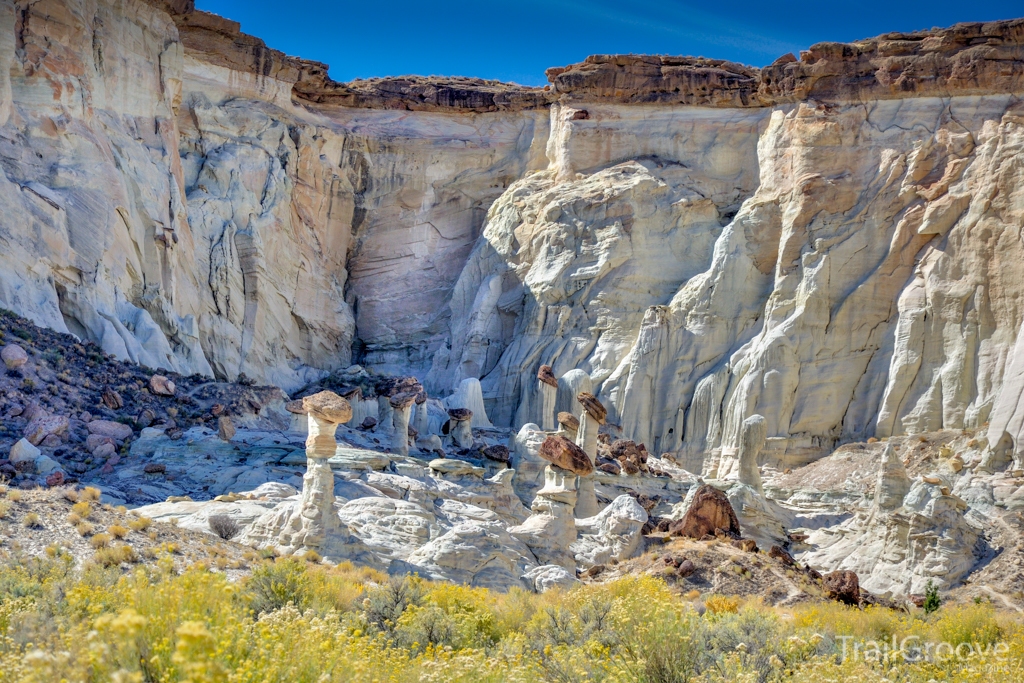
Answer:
(196, 0, 1023, 86)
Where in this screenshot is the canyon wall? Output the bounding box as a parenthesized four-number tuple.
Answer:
(2, 1, 1024, 468)
(0, 0, 548, 390)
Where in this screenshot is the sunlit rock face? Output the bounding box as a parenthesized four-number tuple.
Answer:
(0, 0, 347, 389)
(426, 103, 769, 428)
(0, 0, 211, 376)
(426, 94, 1024, 478)
(4, 1, 1024, 475)
(437, 95, 1024, 477)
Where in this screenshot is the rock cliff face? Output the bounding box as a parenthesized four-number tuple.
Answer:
(3, 2, 1024, 473)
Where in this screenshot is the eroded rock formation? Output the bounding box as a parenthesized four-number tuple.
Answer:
(5, 1, 1024, 602)
(6, 4, 1024, 480)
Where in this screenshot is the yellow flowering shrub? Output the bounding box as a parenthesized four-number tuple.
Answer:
(0, 549, 1020, 682)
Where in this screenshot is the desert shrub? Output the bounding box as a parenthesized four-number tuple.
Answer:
(93, 544, 137, 568)
(924, 580, 941, 614)
(0, 551, 74, 604)
(21, 513, 41, 529)
(0, 500, 10, 519)
(396, 583, 501, 651)
(89, 533, 111, 549)
(244, 559, 312, 616)
(363, 575, 424, 635)
(75, 521, 94, 537)
(701, 605, 791, 680)
(934, 602, 1002, 647)
(792, 600, 908, 643)
(128, 516, 152, 532)
(207, 514, 239, 540)
(81, 487, 101, 502)
(705, 594, 741, 615)
(70, 501, 91, 519)
(0, 559, 1017, 683)
(41, 349, 62, 366)
(107, 524, 129, 540)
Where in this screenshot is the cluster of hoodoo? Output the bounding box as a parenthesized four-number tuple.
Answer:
(533, 365, 614, 517)
(285, 368, 495, 461)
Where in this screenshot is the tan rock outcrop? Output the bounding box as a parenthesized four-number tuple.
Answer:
(557, 412, 580, 435)
(669, 485, 741, 539)
(760, 20, 1024, 104)
(149, 376, 176, 397)
(548, 20, 1024, 107)
(1, 344, 27, 370)
(303, 391, 353, 425)
(294, 75, 551, 113)
(548, 55, 760, 107)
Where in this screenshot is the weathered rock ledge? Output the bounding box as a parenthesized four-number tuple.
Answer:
(549, 19, 1024, 106)
(158, 4, 1024, 111)
(163, 6, 551, 112)
(546, 55, 761, 106)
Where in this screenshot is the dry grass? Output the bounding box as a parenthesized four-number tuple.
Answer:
(89, 533, 111, 549)
(92, 544, 137, 568)
(70, 501, 92, 519)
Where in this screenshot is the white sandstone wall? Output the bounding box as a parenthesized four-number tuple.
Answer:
(0, 0, 548, 391)
(437, 96, 1024, 474)
(427, 103, 769, 425)
(0, 0, 212, 376)
(4, 1, 1024, 473)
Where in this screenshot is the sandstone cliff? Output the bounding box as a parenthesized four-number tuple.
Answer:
(3, 2, 1024, 472)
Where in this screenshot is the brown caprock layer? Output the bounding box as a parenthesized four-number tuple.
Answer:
(148, 2, 1024, 111)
